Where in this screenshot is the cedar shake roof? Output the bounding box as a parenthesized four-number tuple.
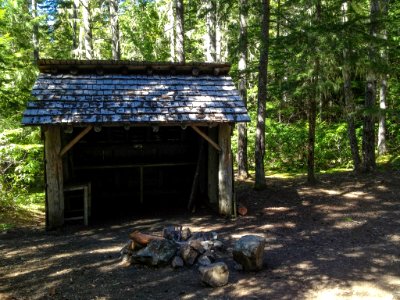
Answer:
(22, 60, 250, 126)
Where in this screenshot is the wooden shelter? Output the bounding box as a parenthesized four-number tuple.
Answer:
(22, 59, 250, 229)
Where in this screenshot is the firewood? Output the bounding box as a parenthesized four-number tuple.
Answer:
(129, 230, 164, 246)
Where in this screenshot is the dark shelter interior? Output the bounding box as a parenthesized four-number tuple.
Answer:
(62, 126, 209, 222)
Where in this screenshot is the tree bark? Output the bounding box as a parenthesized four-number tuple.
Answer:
(307, 0, 322, 184)
(237, 0, 249, 179)
(343, 58, 362, 171)
(72, 0, 79, 58)
(168, 0, 175, 62)
(362, 0, 379, 172)
(81, 0, 93, 59)
(175, 0, 185, 63)
(110, 0, 121, 60)
(378, 0, 389, 156)
(254, 0, 270, 189)
(307, 96, 317, 183)
(342, 1, 362, 172)
(31, 0, 39, 61)
(205, 0, 216, 62)
(378, 74, 388, 155)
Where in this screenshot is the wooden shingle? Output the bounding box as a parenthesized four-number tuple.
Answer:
(22, 60, 250, 126)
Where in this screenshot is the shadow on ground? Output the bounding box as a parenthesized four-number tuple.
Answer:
(0, 170, 399, 299)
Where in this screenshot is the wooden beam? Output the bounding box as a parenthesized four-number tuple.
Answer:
(218, 124, 233, 216)
(191, 125, 221, 152)
(60, 126, 93, 157)
(45, 127, 64, 229)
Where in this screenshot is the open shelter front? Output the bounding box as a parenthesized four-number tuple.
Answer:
(22, 60, 250, 229)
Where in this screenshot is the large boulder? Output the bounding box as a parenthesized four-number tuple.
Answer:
(233, 235, 265, 271)
(131, 239, 177, 266)
(198, 262, 229, 287)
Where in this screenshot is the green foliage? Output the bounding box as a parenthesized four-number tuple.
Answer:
(0, 1, 37, 115)
(0, 126, 44, 208)
(119, 0, 170, 61)
(234, 120, 355, 173)
(314, 122, 354, 170)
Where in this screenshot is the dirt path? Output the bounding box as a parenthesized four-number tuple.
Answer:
(1, 170, 399, 299)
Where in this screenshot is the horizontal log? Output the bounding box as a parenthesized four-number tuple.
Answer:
(129, 230, 164, 246)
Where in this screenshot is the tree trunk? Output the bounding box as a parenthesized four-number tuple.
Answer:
(237, 0, 249, 179)
(362, 0, 379, 172)
(307, 0, 322, 184)
(216, 12, 222, 62)
(363, 71, 377, 172)
(110, 0, 120, 60)
(72, 0, 79, 58)
(378, 0, 389, 156)
(175, 0, 185, 63)
(31, 0, 39, 61)
(254, 0, 270, 190)
(168, 0, 175, 62)
(81, 0, 93, 59)
(343, 54, 362, 171)
(205, 0, 216, 62)
(342, 1, 361, 172)
(378, 74, 388, 155)
(307, 96, 317, 183)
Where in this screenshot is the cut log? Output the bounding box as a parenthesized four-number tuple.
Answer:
(129, 230, 164, 246)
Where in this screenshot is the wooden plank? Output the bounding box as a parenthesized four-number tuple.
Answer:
(191, 125, 221, 152)
(45, 127, 64, 229)
(60, 126, 93, 157)
(218, 124, 233, 216)
(188, 140, 204, 211)
(208, 127, 218, 204)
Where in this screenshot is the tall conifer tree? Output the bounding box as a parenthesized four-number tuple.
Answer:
(237, 0, 249, 179)
(254, 0, 270, 189)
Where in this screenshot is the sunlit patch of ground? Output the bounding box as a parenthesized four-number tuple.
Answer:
(0, 202, 45, 231)
(306, 282, 396, 300)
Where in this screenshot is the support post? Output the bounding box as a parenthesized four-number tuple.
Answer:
(44, 127, 64, 229)
(208, 127, 218, 204)
(218, 124, 233, 216)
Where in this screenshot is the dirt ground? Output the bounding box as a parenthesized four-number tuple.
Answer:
(1, 170, 399, 300)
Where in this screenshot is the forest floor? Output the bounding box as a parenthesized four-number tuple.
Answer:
(0, 169, 399, 300)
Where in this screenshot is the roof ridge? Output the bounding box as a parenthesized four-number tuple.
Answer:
(37, 59, 231, 76)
